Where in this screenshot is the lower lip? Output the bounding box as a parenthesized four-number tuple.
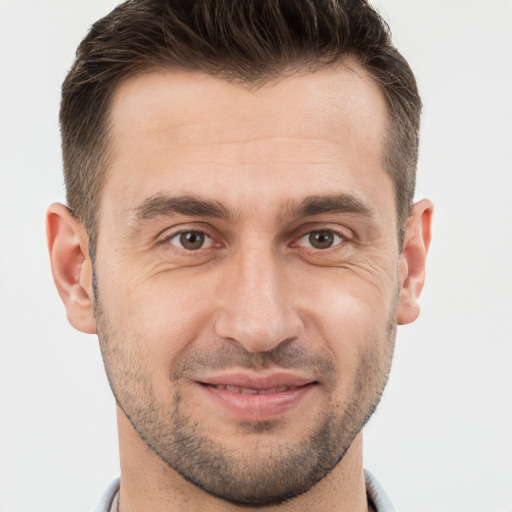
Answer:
(198, 383, 316, 421)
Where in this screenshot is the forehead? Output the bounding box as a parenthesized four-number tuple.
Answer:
(103, 65, 392, 224)
(109, 64, 387, 151)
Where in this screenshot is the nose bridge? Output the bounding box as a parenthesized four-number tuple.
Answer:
(214, 238, 301, 352)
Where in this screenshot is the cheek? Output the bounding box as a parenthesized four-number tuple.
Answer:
(298, 266, 397, 371)
(103, 269, 220, 365)
(303, 282, 396, 417)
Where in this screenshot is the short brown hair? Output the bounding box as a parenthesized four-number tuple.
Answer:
(60, 0, 421, 253)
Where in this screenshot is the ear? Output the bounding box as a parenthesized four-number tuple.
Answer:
(46, 203, 96, 334)
(397, 199, 433, 325)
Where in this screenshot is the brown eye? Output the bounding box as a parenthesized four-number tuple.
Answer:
(297, 230, 344, 249)
(180, 231, 205, 250)
(168, 231, 212, 250)
(308, 230, 335, 249)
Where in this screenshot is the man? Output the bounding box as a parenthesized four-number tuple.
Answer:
(47, 0, 432, 510)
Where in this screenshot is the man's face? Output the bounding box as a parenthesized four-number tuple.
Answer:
(94, 66, 402, 505)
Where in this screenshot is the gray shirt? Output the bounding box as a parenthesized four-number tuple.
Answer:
(93, 470, 397, 512)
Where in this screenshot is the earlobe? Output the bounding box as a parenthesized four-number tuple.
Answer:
(397, 199, 433, 325)
(46, 203, 96, 334)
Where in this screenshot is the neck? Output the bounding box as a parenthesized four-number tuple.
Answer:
(116, 408, 369, 512)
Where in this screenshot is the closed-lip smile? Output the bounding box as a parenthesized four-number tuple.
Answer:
(196, 371, 319, 421)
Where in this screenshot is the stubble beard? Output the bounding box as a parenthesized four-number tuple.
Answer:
(94, 287, 397, 506)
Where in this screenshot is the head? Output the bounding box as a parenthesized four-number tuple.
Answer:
(49, 0, 432, 508)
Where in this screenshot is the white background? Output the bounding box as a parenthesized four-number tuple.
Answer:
(0, 1, 511, 511)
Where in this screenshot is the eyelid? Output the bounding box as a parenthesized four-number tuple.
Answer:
(156, 223, 352, 251)
(294, 230, 344, 249)
(291, 224, 353, 246)
(157, 223, 220, 249)
(168, 231, 214, 250)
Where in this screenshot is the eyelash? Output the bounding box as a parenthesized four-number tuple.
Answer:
(160, 226, 350, 253)
(294, 229, 346, 250)
(159, 227, 217, 253)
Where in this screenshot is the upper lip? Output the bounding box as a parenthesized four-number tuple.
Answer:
(197, 371, 317, 390)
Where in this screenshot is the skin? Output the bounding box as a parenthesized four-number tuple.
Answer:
(47, 64, 432, 511)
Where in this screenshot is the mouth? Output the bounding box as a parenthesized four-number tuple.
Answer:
(196, 372, 319, 421)
(202, 383, 307, 394)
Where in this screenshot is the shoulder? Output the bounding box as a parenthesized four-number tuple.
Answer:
(365, 469, 398, 512)
(92, 477, 120, 512)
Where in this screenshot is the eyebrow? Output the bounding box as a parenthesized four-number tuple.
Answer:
(131, 192, 376, 225)
(133, 194, 235, 222)
(286, 194, 377, 220)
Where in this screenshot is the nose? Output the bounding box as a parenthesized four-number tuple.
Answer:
(214, 243, 303, 353)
